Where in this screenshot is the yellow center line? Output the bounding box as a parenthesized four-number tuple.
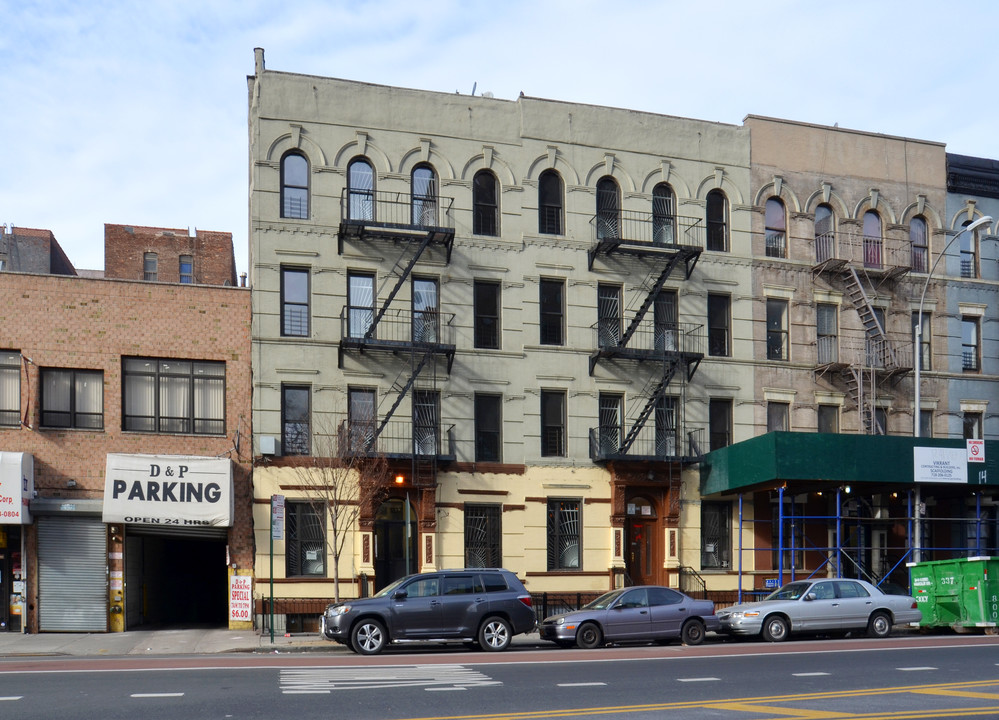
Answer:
(705, 701, 852, 718)
(911, 688, 999, 700)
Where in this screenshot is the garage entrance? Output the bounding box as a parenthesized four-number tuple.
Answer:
(124, 526, 228, 628)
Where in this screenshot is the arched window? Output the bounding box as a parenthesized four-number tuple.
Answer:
(765, 198, 787, 258)
(706, 189, 728, 251)
(909, 216, 928, 272)
(412, 164, 438, 227)
(538, 170, 563, 235)
(814, 203, 834, 262)
(347, 157, 374, 221)
(862, 210, 882, 269)
(652, 183, 675, 245)
(281, 152, 309, 219)
(595, 176, 620, 240)
(473, 170, 499, 236)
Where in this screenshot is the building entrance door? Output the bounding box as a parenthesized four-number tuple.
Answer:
(626, 497, 659, 586)
(373, 498, 418, 592)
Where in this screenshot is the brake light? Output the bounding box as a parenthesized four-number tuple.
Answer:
(518, 595, 533, 608)
(910, 602, 917, 609)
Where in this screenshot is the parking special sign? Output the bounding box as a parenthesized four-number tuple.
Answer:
(103, 453, 233, 526)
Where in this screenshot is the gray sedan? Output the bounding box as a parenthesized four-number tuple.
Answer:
(539, 586, 719, 649)
(717, 578, 921, 642)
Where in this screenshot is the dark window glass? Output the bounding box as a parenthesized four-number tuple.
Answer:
(652, 183, 675, 245)
(123, 358, 224, 435)
(281, 267, 310, 337)
(143, 252, 158, 281)
(817, 405, 839, 433)
(912, 312, 931, 372)
(281, 153, 309, 219)
(538, 170, 563, 235)
(539, 278, 564, 345)
(179, 255, 193, 284)
(347, 387, 375, 452)
(961, 221, 980, 278)
(413, 389, 439, 456)
(910, 216, 928, 272)
(701, 502, 731, 569)
(546, 498, 580, 570)
(962, 317, 980, 371)
(767, 401, 789, 432)
(465, 504, 502, 568)
(655, 291, 678, 352)
(474, 280, 500, 349)
(412, 165, 438, 227)
(707, 294, 730, 357)
(541, 390, 566, 457)
(347, 158, 375, 220)
(474, 393, 502, 462)
(706, 190, 728, 251)
(41, 368, 103, 429)
(595, 176, 620, 240)
(0, 351, 21, 427)
(655, 395, 678, 457)
(282, 385, 310, 455)
(473, 171, 498, 236)
(709, 398, 732, 450)
(598, 393, 622, 456)
(287, 501, 325, 576)
(964, 412, 983, 440)
(766, 298, 789, 361)
(765, 198, 786, 258)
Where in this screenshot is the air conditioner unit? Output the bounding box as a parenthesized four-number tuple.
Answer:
(259, 436, 277, 455)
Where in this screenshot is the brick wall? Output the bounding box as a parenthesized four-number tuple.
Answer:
(104, 223, 237, 286)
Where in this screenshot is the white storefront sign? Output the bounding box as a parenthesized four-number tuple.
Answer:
(103, 454, 233, 526)
(0, 452, 33, 524)
(229, 574, 252, 622)
(913, 446, 967, 484)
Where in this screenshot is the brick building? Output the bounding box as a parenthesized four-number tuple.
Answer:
(104, 223, 239, 286)
(0, 232, 252, 633)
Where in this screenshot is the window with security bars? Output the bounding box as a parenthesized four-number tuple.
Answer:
(412, 165, 438, 227)
(547, 499, 581, 570)
(281, 152, 309, 219)
(598, 393, 622, 455)
(652, 183, 675, 245)
(701, 502, 731, 569)
(347, 273, 375, 339)
(655, 396, 678, 457)
(412, 277, 439, 343)
(597, 284, 621, 347)
(474, 280, 500, 349)
(287, 501, 326, 577)
(765, 198, 787, 258)
(0, 351, 20, 427)
(281, 267, 310, 337)
(464, 504, 502, 568)
(595, 176, 620, 240)
(413, 389, 439, 456)
(474, 393, 501, 462)
(123, 358, 224, 435)
(41, 368, 103, 429)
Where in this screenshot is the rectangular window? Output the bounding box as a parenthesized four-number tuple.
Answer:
(964, 412, 983, 440)
(123, 358, 224, 435)
(413, 389, 440, 455)
(656, 396, 678, 457)
(541, 390, 566, 457)
(282, 384, 311, 455)
(0, 351, 20, 427)
(597, 284, 621, 347)
(412, 277, 439, 343)
(464, 504, 502, 568)
(766, 298, 789, 361)
(817, 404, 839, 433)
(179, 255, 194, 284)
(347, 272, 375, 339)
(707, 294, 730, 357)
(143, 252, 158, 281)
(473, 280, 500, 349)
(767, 401, 789, 432)
(816, 303, 838, 364)
(598, 393, 622, 455)
(709, 398, 732, 451)
(920, 409, 933, 439)
(347, 387, 375, 452)
(41, 369, 103, 429)
(281, 267, 310, 337)
(912, 312, 931, 372)
(655, 291, 679, 351)
(286, 500, 325, 577)
(474, 393, 502, 462)
(547, 498, 581, 570)
(961, 230, 978, 278)
(962, 317, 980, 371)
(539, 278, 565, 346)
(866, 307, 886, 368)
(701, 502, 731, 569)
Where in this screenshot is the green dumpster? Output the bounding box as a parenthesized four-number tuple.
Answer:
(908, 556, 999, 634)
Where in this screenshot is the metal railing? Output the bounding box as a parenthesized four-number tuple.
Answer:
(592, 320, 705, 356)
(589, 211, 705, 248)
(589, 426, 704, 461)
(330, 418, 455, 459)
(339, 189, 454, 232)
(811, 230, 913, 271)
(339, 306, 456, 347)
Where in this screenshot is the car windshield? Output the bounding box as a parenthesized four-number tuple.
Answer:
(764, 581, 812, 601)
(373, 575, 411, 598)
(582, 589, 627, 610)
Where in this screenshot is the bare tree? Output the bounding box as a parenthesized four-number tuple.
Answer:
(290, 416, 391, 603)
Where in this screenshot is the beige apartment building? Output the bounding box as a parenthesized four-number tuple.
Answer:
(247, 49, 756, 628)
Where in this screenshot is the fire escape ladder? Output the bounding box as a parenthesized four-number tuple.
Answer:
(618, 360, 679, 455)
(843, 365, 882, 435)
(619, 254, 683, 348)
(368, 347, 434, 449)
(365, 232, 435, 340)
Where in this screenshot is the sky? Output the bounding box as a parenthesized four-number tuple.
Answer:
(5, 0, 999, 277)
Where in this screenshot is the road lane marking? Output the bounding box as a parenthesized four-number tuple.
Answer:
(912, 688, 999, 700)
(706, 701, 847, 717)
(557, 683, 607, 687)
(426, 687, 467, 692)
(793, 672, 831, 677)
(897, 666, 937, 671)
(280, 665, 499, 693)
(676, 677, 719, 682)
(130, 692, 184, 698)
(0, 696, 23, 701)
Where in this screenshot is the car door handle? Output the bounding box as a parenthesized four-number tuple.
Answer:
(640, 610, 648, 615)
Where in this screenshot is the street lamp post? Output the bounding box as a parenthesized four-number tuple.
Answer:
(912, 213, 992, 563)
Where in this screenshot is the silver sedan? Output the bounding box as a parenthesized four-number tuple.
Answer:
(717, 578, 921, 642)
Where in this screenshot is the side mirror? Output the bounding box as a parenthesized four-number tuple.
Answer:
(804, 592, 816, 602)
(393, 590, 408, 600)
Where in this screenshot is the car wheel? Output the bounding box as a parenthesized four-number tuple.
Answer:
(681, 618, 706, 646)
(761, 615, 789, 642)
(351, 619, 388, 655)
(867, 611, 892, 639)
(576, 622, 603, 649)
(478, 616, 512, 652)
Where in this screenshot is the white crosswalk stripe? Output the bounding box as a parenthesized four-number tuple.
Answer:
(280, 665, 501, 693)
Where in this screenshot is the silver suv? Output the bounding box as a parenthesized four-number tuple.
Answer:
(320, 568, 536, 654)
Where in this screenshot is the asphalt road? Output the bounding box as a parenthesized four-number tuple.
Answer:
(1, 635, 997, 719)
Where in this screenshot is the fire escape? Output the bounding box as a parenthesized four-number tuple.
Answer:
(813, 229, 912, 434)
(587, 207, 705, 468)
(336, 187, 457, 487)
